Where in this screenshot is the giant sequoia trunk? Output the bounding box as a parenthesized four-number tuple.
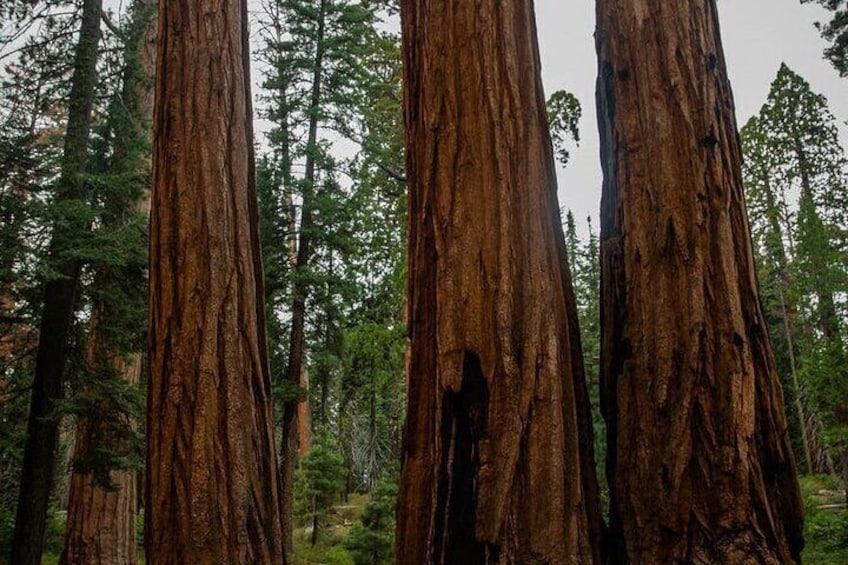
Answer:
(596, 1, 805, 562)
(395, 1, 602, 562)
(61, 2, 157, 562)
(145, 0, 285, 562)
(10, 0, 102, 562)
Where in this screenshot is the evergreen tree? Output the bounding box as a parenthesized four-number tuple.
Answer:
(11, 0, 104, 560)
(396, 1, 602, 561)
(145, 0, 285, 560)
(801, 0, 848, 76)
(344, 481, 396, 565)
(61, 0, 155, 561)
(294, 435, 346, 546)
(741, 67, 848, 497)
(258, 1, 403, 551)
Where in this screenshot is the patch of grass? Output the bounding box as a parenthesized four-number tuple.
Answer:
(801, 474, 848, 564)
(290, 493, 371, 564)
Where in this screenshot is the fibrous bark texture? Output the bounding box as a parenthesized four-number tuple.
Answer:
(596, 1, 805, 563)
(145, 0, 284, 562)
(396, 1, 602, 563)
(10, 0, 102, 562)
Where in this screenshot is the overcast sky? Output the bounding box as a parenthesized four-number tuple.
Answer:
(534, 0, 848, 232)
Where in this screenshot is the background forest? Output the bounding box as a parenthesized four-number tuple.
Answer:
(0, 0, 846, 563)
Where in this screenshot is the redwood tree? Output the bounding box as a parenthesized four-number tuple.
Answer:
(596, 1, 804, 562)
(144, 0, 284, 561)
(395, 1, 601, 562)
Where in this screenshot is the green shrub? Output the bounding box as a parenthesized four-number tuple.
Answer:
(344, 482, 395, 565)
(295, 435, 346, 546)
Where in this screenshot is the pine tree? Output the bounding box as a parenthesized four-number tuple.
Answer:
(10, 0, 104, 560)
(801, 0, 848, 76)
(0, 4, 74, 551)
(258, 0, 398, 551)
(344, 481, 396, 565)
(294, 436, 346, 546)
(597, 1, 804, 562)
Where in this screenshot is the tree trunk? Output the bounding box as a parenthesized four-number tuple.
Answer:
(61, 336, 140, 565)
(281, 0, 326, 554)
(10, 0, 102, 562)
(61, 2, 157, 562)
(145, 0, 285, 562)
(395, 1, 602, 563)
(298, 366, 312, 457)
(596, 1, 805, 562)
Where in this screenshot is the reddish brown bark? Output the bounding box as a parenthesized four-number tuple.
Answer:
(395, 1, 602, 563)
(298, 366, 312, 458)
(596, 1, 804, 562)
(145, 0, 285, 562)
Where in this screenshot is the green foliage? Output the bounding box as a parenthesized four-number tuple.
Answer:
(741, 63, 848, 477)
(296, 436, 347, 544)
(546, 90, 582, 167)
(293, 544, 354, 565)
(344, 482, 396, 565)
(563, 211, 606, 510)
(801, 0, 848, 76)
(801, 475, 848, 563)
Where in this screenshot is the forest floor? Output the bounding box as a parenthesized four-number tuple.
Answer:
(289, 493, 367, 565)
(800, 475, 848, 564)
(17, 480, 847, 564)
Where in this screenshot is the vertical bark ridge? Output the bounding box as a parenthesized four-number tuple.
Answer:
(596, 1, 804, 562)
(396, 1, 601, 563)
(145, 0, 284, 562)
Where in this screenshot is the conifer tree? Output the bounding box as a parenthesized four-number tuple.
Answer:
(10, 0, 103, 560)
(258, 0, 398, 551)
(801, 0, 848, 76)
(744, 63, 848, 505)
(61, 1, 156, 561)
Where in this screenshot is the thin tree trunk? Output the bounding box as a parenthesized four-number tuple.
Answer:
(10, 0, 102, 561)
(298, 366, 312, 457)
(596, 1, 804, 562)
(395, 1, 602, 562)
(144, 0, 284, 561)
(61, 2, 157, 562)
(281, 0, 326, 554)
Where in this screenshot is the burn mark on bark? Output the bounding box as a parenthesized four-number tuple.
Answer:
(702, 129, 719, 149)
(434, 351, 490, 564)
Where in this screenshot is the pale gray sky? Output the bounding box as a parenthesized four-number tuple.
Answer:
(535, 0, 848, 232)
